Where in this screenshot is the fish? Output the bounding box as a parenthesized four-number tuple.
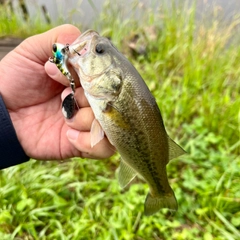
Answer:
(65, 30, 185, 215)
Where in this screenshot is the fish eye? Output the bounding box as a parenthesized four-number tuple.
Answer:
(52, 44, 57, 53)
(95, 44, 105, 54)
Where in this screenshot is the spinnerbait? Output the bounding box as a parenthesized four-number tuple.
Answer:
(49, 43, 76, 93)
(49, 43, 78, 119)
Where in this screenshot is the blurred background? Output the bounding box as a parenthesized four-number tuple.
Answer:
(2, 0, 240, 28)
(1, 0, 240, 33)
(0, 0, 239, 240)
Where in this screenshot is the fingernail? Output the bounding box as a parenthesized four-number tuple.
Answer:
(67, 129, 80, 140)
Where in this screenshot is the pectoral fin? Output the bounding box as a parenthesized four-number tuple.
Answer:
(90, 119, 105, 148)
(118, 160, 137, 188)
(168, 137, 186, 161)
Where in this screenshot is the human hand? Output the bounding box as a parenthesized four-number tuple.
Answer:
(0, 24, 115, 160)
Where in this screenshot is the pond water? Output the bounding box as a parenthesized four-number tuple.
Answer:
(10, 0, 240, 27)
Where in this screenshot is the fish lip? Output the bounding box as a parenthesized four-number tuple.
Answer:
(69, 29, 99, 56)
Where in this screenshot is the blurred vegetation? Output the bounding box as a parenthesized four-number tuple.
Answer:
(0, 0, 240, 239)
(0, 1, 51, 37)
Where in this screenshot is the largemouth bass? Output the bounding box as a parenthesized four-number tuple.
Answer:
(65, 30, 185, 215)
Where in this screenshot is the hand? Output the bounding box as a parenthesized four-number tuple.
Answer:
(0, 24, 115, 160)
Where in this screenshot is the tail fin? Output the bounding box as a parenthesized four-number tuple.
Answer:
(144, 192, 178, 216)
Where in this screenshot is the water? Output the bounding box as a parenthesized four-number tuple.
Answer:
(11, 0, 240, 27)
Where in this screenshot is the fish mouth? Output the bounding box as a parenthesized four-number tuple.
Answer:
(69, 29, 99, 57)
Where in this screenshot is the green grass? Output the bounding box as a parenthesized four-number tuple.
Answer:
(0, 1, 240, 239)
(0, 3, 52, 38)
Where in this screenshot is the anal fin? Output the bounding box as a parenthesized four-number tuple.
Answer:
(118, 161, 137, 189)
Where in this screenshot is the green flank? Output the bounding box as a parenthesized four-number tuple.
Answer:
(0, 1, 239, 239)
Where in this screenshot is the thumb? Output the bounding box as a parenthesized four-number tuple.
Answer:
(15, 24, 81, 64)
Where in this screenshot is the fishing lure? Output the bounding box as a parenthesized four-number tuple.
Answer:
(49, 43, 78, 119)
(49, 43, 76, 93)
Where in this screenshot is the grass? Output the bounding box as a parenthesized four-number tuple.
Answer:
(0, 0, 240, 239)
(0, 3, 52, 38)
